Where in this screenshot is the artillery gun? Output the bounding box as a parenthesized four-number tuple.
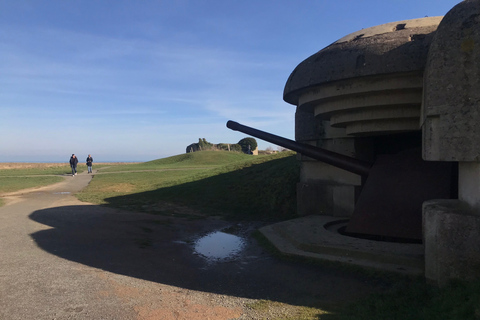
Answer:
(227, 120, 455, 242)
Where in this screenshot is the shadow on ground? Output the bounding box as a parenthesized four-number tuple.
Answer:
(29, 204, 389, 314)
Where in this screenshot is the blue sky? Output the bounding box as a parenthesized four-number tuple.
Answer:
(0, 0, 461, 162)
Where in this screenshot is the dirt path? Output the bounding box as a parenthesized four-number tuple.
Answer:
(0, 171, 387, 319)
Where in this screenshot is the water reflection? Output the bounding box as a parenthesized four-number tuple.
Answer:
(194, 231, 245, 260)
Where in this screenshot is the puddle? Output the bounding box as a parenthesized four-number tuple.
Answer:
(194, 231, 245, 260)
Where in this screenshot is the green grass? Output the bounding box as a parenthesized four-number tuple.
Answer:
(0, 175, 64, 207)
(0, 176, 64, 193)
(330, 278, 480, 320)
(0, 163, 122, 198)
(0, 163, 81, 206)
(0, 165, 72, 176)
(0, 164, 100, 176)
(97, 151, 261, 172)
(77, 151, 299, 220)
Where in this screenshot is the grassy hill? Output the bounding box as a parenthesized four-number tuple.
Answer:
(98, 151, 260, 172)
(144, 150, 257, 167)
(77, 151, 300, 221)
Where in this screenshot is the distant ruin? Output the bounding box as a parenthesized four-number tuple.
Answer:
(186, 137, 258, 155)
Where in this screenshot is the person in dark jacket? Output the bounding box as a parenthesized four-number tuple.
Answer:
(69, 154, 78, 176)
(86, 154, 93, 173)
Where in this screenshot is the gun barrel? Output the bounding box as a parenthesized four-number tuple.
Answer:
(226, 120, 371, 176)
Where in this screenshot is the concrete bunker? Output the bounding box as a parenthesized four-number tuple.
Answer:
(228, 0, 480, 285)
(282, 16, 454, 244)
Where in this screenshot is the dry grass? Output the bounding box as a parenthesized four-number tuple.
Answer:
(0, 163, 66, 170)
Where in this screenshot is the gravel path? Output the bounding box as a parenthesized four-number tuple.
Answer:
(0, 171, 387, 319)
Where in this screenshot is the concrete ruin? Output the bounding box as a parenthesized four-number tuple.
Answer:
(239, 0, 480, 285)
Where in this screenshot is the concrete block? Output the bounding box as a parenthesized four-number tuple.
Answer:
(297, 182, 356, 217)
(332, 186, 356, 217)
(423, 199, 480, 286)
(295, 107, 324, 142)
(297, 182, 332, 216)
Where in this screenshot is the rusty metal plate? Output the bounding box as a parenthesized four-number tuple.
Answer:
(345, 148, 454, 242)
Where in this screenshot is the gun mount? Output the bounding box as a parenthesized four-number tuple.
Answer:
(227, 120, 455, 242)
(226, 120, 371, 177)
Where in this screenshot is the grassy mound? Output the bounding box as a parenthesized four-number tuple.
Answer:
(97, 151, 260, 172)
(144, 150, 256, 167)
(77, 151, 300, 221)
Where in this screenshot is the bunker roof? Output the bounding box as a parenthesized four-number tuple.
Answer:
(284, 17, 443, 105)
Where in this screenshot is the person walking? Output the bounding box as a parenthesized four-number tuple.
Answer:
(86, 154, 93, 173)
(69, 154, 78, 176)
